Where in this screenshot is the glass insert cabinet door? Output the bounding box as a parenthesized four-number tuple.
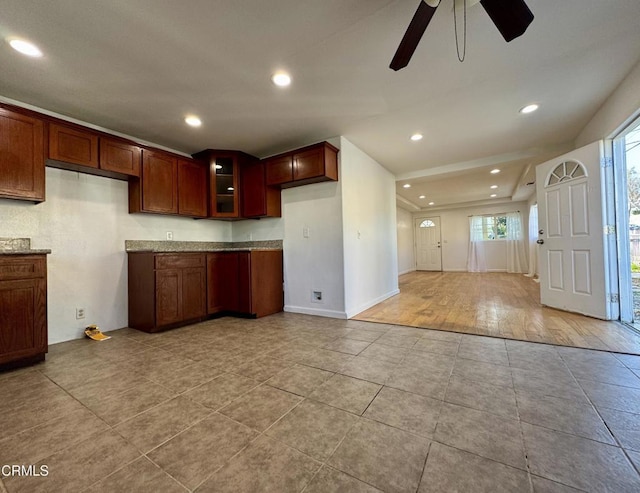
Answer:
(214, 157, 236, 215)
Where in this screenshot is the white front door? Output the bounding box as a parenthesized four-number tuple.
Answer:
(415, 217, 442, 271)
(535, 141, 612, 319)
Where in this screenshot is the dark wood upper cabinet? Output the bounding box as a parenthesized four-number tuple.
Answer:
(48, 123, 99, 168)
(263, 141, 338, 189)
(100, 138, 141, 176)
(241, 158, 281, 218)
(0, 107, 45, 202)
(177, 159, 208, 218)
(130, 149, 178, 214)
(265, 154, 293, 186)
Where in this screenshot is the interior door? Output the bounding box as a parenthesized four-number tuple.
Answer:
(535, 141, 611, 319)
(415, 217, 442, 271)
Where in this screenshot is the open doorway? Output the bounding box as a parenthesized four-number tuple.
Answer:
(615, 118, 640, 328)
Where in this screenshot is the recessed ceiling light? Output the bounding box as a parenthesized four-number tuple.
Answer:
(490, 194, 497, 198)
(520, 104, 539, 114)
(490, 169, 501, 174)
(184, 115, 202, 127)
(490, 185, 498, 189)
(271, 72, 291, 87)
(8, 38, 43, 58)
(410, 133, 423, 141)
(403, 184, 411, 188)
(227, 187, 234, 191)
(428, 202, 435, 205)
(419, 195, 426, 199)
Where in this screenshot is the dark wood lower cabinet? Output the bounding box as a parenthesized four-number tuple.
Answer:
(207, 251, 283, 318)
(129, 250, 283, 332)
(128, 253, 206, 332)
(0, 255, 48, 368)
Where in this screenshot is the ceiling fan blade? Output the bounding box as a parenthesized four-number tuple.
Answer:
(390, 1, 439, 71)
(480, 0, 534, 42)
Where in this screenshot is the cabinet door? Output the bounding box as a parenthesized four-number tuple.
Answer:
(241, 159, 267, 218)
(156, 269, 181, 326)
(0, 108, 45, 202)
(0, 278, 47, 364)
(182, 267, 206, 320)
(207, 252, 239, 314)
(141, 150, 178, 214)
(210, 156, 239, 218)
(100, 138, 141, 176)
(49, 123, 99, 168)
(178, 159, 207, 217)
(265, 155, 293, 186)
(237, 252, 252, 314)
(293, 147, 324, 181)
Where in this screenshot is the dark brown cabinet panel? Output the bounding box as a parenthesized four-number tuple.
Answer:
(0, 255, 48, 368)
(263, 141, 338, 189)
(48, 123, 99, 168)
(265, 154, 293, 186)
(100, 138, 141, 177)
(178, 159, 208, 218)
(0, 107, 45, 202)
(207, 252, 239, 314)
(206, 250, 283, 318)
(130, 150, 178, 214)
(241, 159, 281, 218)
(156, 269, 181, 326)
(128, 253, 206, 332)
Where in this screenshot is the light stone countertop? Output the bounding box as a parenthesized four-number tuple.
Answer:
(125, 239, 282, 253)
(0, 238, 51, 255)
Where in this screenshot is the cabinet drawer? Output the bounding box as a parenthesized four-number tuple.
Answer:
(155, 254, 205, 270)
(0, 256, 46, 281)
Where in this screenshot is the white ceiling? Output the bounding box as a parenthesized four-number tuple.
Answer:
(1, 0, 639, 209)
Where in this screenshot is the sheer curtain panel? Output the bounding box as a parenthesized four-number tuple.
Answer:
(526, 204, 539, 278)
(506, 211, 528, 273)
(467, 216, 487, 272)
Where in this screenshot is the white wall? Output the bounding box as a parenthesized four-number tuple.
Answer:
(0, 168, 230, 344)
(418, 201, 529, 272)
(576, 59, 640, 145)
(397, 206, 415, 275)
(340, 137, 399, 318)
(281, 181, 345, 317)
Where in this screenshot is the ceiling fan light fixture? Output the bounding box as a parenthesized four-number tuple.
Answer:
(410, 133, 423, 141)
(520, 103, 539, 114)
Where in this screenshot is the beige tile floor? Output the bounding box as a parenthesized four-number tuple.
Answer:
(1, 313, 640, 492)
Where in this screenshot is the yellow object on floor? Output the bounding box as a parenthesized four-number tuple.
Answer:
(84, 325, 111, 341)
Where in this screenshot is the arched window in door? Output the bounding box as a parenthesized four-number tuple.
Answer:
(546, 160, 587, 186)
(419, 219, 435, 228)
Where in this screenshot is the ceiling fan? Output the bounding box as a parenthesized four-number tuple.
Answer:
(390, 0, 534, 71)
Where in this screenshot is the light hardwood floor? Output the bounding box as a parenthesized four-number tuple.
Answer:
(354, 271, 640, 354)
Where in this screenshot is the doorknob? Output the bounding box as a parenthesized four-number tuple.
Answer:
(538, 229, 544, 235)
(536, 239, 544, 245)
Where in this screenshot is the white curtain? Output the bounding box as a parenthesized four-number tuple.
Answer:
(506, 211, 528, 273)
(467, 216, 487, 272)
(525, 204, 539, 279)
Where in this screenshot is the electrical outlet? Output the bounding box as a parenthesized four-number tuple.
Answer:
(166, 231, 173, 241)
(76, 308, 85, 319)
(311, 291, 323, 303)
